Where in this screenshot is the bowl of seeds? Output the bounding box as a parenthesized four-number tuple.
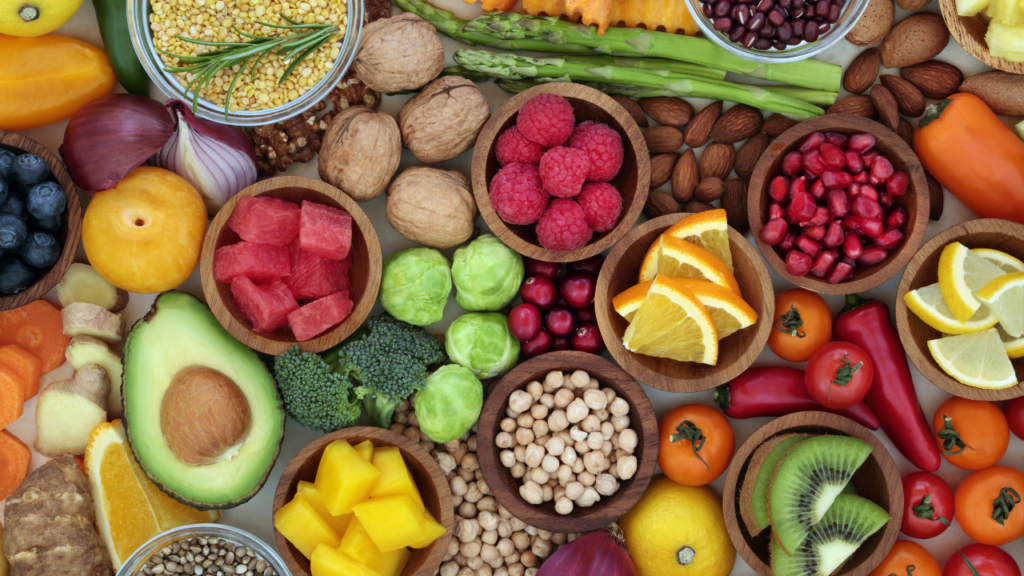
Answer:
(115, 524, 288, 576)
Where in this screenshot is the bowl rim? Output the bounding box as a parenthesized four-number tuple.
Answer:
(470, 82, 650, 263)
(198, 175, 382, 355)
(937, 0, 1024, 75)
(594, 212, 774, 392)
(0, 130, 82, 311)
(747, 114, 929, 294)
(114, 523, 290, 576)
(894, 217, 1024, 400)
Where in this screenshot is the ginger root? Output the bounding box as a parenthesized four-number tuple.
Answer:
(35, 365, 110, 457)
(56, 264, 129, 313)
(65, 335, 124, 417)
(61, 303, 123, 344)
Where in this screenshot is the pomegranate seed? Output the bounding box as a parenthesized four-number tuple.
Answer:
(799, 131, 826, 153)
(783, 152, 803, 176)
(797, 235, 822, 257)
(779, 231, 797, 252)
(802, 150, 826, 177)
(849, 133, 876, 154)
(809, 178, 825, 199)
(870, 156, 895, 185)
(851, 195, 882, 219)
(820, 143, 847, 170)
(852, 171, 869, 184)
(823, 221, 844, 247)
(785, 250, 813, 276)
(788, 175, 807, 200)
(787, 191, 817, 223)
(826, 189, 849, 217)
(842, 255, 858, 268)
(842, 216, 862, 231)
(860, 218, 883, 238)
(858, 184, 879, 201)
(879, 192, 894, 209)
(887, 171, 909, 196)
(886, 206, 907, 229)
(805, 224, 827, 241)
(846, 151, 864, 173)
(844, 233, 864, 259)
(822, 170, 853, 189)
(769, 175, 790, 201)
(828, 262, 854, 284)
(759, 218, 788, 245)
(802, 206, 830, 227)
(769, 202, 785, 220)
(875, 227, 904, 249)
(825, 132, 849, 149)
(858, 246, 889, 265)
(810, 250, 838, 278)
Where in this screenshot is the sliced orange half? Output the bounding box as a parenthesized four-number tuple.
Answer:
(613, 280, 653, 322)
(674, 279, 757, 339)
(638, 235, 741, 296)
(622, 274, 719, 365)
(662, 209, 733, 272)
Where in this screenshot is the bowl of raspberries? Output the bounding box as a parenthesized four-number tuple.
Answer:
(0, 131, 82, 309)
(471, 83, 650, 262)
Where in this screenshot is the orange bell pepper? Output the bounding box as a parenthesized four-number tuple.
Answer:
(914, 93, 1024, 225)
(0, 34, 116, 131)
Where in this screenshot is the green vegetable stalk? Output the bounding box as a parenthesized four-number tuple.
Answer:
(93, 0, 150, 95)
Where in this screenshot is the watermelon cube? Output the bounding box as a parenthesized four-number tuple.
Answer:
(214, 242, 291, 284)
(287, 241, 347, 300)
(230, 277, 298, 333)
(288, 292, 353, 341)
(227, 196, 301, 246)
(337, 255, 352, 294)
(299, 201, 352, 261)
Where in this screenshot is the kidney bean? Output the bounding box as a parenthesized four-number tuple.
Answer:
(874, 227, 904, 250)
(810, 250, 838, 278)
(858, 246, 889, 266)
(756, 0, 774, 10)
(817, 21, 831, 34)
(749, 12, 766, 30)
(827, 4, 841, 21)
(826, 189, 849, 217)
(823, 221, 845, 247)
(759, 24, 775, 38)
(714, 17, 733, 29)
(786, 250, 813, 276)
(703, 3, 715, 16)
(768, 7, 787, 25)
(828, 261, 854, 284)
(886, 206, 907, 229)
(776, 21, 792, 40)
(759, 217, 788, 245)
(754, 37, 773, 48)
(843, 233, 863, 259)
(729, 25, 747, 42)
(804, 23, 819, 41)
(791, 18, 804, 36)
(715, 0, 732, 16)
(774, 40, 788, 49)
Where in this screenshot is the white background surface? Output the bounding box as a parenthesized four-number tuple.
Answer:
(2, 0, 1023, 572)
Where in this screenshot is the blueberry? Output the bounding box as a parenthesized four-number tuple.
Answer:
(12, 154, 49, 190)
(0, 179, 7, 207)
(29, 215, 62, 235)
(0, 150, 15, 181)
(0, 259, 35, 294)
(0, 193, 25, 219)
(26, 182, 66, 220)
(20, 231, 60, 269)
(0, 214, 28, 251)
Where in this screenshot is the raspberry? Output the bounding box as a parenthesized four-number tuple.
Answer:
(489, 163, 550, 225)
(569, 120, 624, 182)
(576, 183, 622, 232)
(517, 94, 575, 148)
(539, 147, 590, 198)
(496, 126, 546, 166)
(535, 199, 593, 252)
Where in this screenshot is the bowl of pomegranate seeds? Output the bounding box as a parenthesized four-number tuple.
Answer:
(748, 114, 929, 293)
(471, 83, 650, 263)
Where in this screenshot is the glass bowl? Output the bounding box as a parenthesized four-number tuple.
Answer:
(115, 524, 291, 576)
(128, 0, 363, 126)
(684, 0, 869, 63)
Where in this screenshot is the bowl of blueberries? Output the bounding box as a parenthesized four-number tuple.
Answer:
(0, 131, 82, 309)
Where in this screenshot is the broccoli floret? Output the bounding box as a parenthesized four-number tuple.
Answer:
(273, 346, 367, 432)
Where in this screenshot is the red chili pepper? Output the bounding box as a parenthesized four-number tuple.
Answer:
(833, 294, 941, 472)
(714, 366, 880, 430)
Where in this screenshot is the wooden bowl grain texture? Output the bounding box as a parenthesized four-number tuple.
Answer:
(748, 114, 929, 294)
(0, 130, 82, 311)
(476, 351, 658, 533)
(272, 427, 454, 576)
(594, 213, 774, 393)
(471, 83, 649, 263)
(722, 411, 903, 576)
(895, 218, 1024, 400)
(199, 176, 382, 355)
(938, 0, 1024, 74)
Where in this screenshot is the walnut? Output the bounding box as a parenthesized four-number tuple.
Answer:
(354, 13, 445, 93)
(398, 76, 491, 164)
(318, 106, 401, 201)
(329, 71, 380, 113)
(248, 100, 331, 175)
(386, 166, 477, 248)
(363, 0, 391, 22)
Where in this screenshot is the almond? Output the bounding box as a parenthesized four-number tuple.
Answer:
(643, 126, 683, 154)
(684, 101, 723, 147)
(734, 132, 769, 181)
(870, 84, 899, 130)
(684, 200, 717, 213)
(722, 178, 749, 234)
(879, 74, 925, 117)
(959, 71, 1024, 117)
(844, 48, 880, 94)
(901, 60, 963, 99)
(695, 176, 725, 202)
(611, 95, 648, 127)
(927, 171, 943, 221)
(880, 13, 949, 69)
(700, 143, 736, 181)
(827, 95, 877, 118)
(710, 104, 764, 144)
(896, 0, 929, 10)
(640, 97, 694, 127)
(762, 113, 797, 138)
(672, 148, 699, 203)
(644, 191, 681, 219)
(846, 0, 893, 47)
(897, 118, 914, 147)
(650, 153, 680, 189)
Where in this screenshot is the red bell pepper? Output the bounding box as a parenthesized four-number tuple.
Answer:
(833, 294, 941, 472)
(714, 366, 880, 430)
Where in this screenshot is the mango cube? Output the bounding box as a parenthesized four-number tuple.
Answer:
(371, 446, 424, 510)
(310, 544, 381, 576)
(339, 519, 412, 576)
(297, 480, 354, 535)
(352, 495, 426, 551)
(354, 440, 375, 462)
(274, 495, 341, 559)
(409, 509, 447, 549)
(316, 440, 381, 516)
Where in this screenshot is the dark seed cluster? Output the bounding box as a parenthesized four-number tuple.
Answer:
(700, 0, 847, 51)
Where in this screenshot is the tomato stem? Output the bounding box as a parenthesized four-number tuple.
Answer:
(992, 487, 1021, 526)
(888, 564, 917, 576)
(828, 353, 862, 402)
(773, 304, 806, 338)
(937, 415, 975, 456)
(912, 493, 950, 526)
(959, 551, 980, 576)
(670, 420, 710, 471)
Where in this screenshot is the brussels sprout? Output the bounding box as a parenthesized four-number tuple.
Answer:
(446, 312, 520, 379)
(379, 247, 451, 326)
(452, 234, 524, 312)
(416, 364, 483, 443)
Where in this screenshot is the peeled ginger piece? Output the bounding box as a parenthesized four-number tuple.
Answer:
(987, 21, 1024, 61)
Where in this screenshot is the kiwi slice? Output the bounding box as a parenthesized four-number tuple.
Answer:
(771, 493, 890, 576)
(768, 435, 873, 554)
(739, 434, 809, 535)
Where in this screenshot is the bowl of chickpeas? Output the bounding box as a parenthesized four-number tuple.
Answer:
(476, 351, 659, 533)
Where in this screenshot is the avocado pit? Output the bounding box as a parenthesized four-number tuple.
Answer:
(160, 365, 252, 466)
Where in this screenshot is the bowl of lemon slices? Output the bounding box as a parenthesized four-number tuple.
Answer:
(594, 209, 774, 393)
(896, 218, 1024, 401)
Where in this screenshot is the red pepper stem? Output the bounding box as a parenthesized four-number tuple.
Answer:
(713, 385, 731, 411)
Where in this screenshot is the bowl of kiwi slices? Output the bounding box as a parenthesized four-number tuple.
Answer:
(721, 410, 902, 576)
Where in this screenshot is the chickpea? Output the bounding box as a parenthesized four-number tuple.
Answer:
(565, 481, 584, 501)
(571, 458, 585, 474)
(532, 419, 549, 438)
(441, 562, 459, 576)
(521, 551, 538, 568)
(524, 443, 545, 468)
(509, 390, 533, 414)
(404, 427, 421, 443)
(448, 538, 461, 557)
(512, 532, 531, 551)
(577, 486, 601, 507)
(619, 428, 639, 453)
(451, 476, 469, 496)
(560, 447, 577, 466)
(517, 413, 535, 429)
(467, 557, 484, 571)
(500, 418, 517, 433)
(461, 540, 482, 558)
(601, 440, 613, 457)
(529, 467, 549, 485)
(595, 474, 620, 496)
(463, 453, 480, 471)
(478, 511, 499, 531)
(466, 483, 484, 503)
(556, 464, 574, 484)
(458, 465, 475, 483)
(481, 543, 500, 564)
(459, 501, 477, 518)
(510, 463, 526, 479)
(612, 414, 630, 432)
(553, 389, 574, 408)
(515, 428, 535, 446)
(508, 564, 524, 576)
(617, 455, 638, 480)
(496, 432, 514, 450)
(390, 423, 406, 435)
(497, 519, 512, 538)
(542, 483, 553, 502)
(519, 481, 544, 505)
(587, 431, 604, 450)
(583, 451, 606, 475)
(541, 454, 560, 474)
(457, 519, 480, 543)
(609, 397, 630, 417)
(532, 538, 553, 558)
(551, 533, 567, 546)
(437, 452, 457, 475)
(467, 435, 478, 452)
(553, 484, 566, 502)
(594, 408, 610, 422)
(574, 440, 590, 455)
(496, 538, 514, 557)
(547, 410, 569, 432)
(581, 414, 601, 433)
(544, 371, 564, 390)
(603, 388, 617, 404)
(539, 393, 555, 409)
(583, 388, 608, 411)
(569, 370, 590, 388)
(506, 407, 520, 419)
(527, 381, 543, 400)
(566, 399, 589, 424)
(577, 471, 596, 487)
(545, 436, 566, 457)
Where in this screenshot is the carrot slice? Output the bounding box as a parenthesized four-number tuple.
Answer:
(0, 300, 71, 373)
(0, 344, 42, 400)
(0, 365, 25, 429)
(0, 430, 31, 500)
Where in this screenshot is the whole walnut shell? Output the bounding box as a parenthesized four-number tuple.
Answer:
(399, 76, 491, 164)
(386, 166, 478, 248)
(354, 13, 445, 93)
(318, 106, 401, 202)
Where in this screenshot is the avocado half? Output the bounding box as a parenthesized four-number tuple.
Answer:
(123, 291, 285, 510)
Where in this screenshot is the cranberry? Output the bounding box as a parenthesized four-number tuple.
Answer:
(821, 170, 853, 189)
(870, 156, 894, 185)
(886, 206, 907, 229)
(799, 131, 825, 153)
(851, 195, 882, 219)
(886, 171, 909, 196)
(844, 233, 864, 259)
(769, 175, 790, 201)
(575, 303, 596, 323)
(769, 202, 785, 220)
(804, 224, 826, 241)
(779, 231, 798, 252)
(802, 150, 826, 177)
(760, 218, 788, 245)
(788, 175, 807, 199)
(819, 143, 846, 170)
(572, 322, 605, 354)
(545, 307, 576, 337)
(796, 235, 822, 257)
(524, 258, 561, 281)
(846, 151, 864, 173)
(783, 152, 803, 176)
(858, 246, 888, 265)
(849, 133, 876, 154)
(810, 250, 838, 278)
(521, 276, 557, 310)
(809, 178, 825, 200)
(566, 255, 604, 277)
(785, 250, 813, 276)
(828, 261, 854, 284)
(874, 227, 904, 250)
(521, 330, 552, 358)
(509, 304, 542, 342)
(786, 191, 817, 223)
(558, 272, 596, 309)
(552, 336, 572, 351)
(825, 132, 848, 149)
(822, 221, 845, 247)
(860, 218, 883, 238)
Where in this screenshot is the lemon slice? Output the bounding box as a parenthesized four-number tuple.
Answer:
(674, 279, 757, 339)
(622, 274, 718, 365)
(977, 272, 1024, 338)
(973, 248, 1024, 274)
(927, 329, 1018, 389)
(904, 283, 998, 334)
(638, 236, 741, 296)
(938, 242, 1005, 323)
(613, 280, 652, 323)
(662, 209, 734, 272)
(995, 323, 1024, 359)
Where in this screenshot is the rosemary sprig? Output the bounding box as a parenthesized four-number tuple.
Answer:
(159, 14, 339, 119)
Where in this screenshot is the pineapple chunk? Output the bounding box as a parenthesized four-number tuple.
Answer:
(1015, 119, 1024, 142)
(987, 0, 1024, 24)
(310, 544, 382, 576)
(353, 495, 427, 552)
(958, 0, 991, 17)
(354, 440, 376, 462)
(988, 21, 1024, 61)
(370, 447, 424, 511)
(274, 496, 342, 559)
(409, 509, 448, 549)
(339, 519, 412, 576)
(296, 480, 354, 536)
(315, 440, 381, 516)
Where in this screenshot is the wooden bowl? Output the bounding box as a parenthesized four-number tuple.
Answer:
(476, 351, 658, 533)
(594, 213, 774, 393)
(471, 83, 649, 263)
(722, 411, 902, 576)
(0, 131, 82, 311)
(939, 0, 1024, 74)
(895, 218, 1024, 400)
(748, 114, 929, 294)
(199, 176, 382, 355)
(272, 427, 454, 576)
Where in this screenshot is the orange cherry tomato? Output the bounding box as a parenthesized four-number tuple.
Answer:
(658, 403, 734, 486)
(954, 465, 1024, 546)
(868, 540, 942, 576)
(767, 288, 832, 362)
(933, 397, 1009, 470)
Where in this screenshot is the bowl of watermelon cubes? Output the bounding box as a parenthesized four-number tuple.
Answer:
(201, 176, 382, 355)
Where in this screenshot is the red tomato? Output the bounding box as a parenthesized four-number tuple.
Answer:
(1006, 397, 1024, 441)
(899, 472, 954, 539)
(805, 341, 874, 409)
(943, 544, 1021, 576)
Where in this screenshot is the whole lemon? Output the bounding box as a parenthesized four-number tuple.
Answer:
(0, 0, 84, 36)
(619, 475, 735, 576)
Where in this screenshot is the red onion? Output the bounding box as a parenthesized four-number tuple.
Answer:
(538, 530, 639, 576)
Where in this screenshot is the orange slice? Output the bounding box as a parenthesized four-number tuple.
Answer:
(673, 279, 757, 339)
(613, 280, 653, 322)
(622, 274, 719, 364)
(663, 209, 734, 272)
(638, 235, 741, 296)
